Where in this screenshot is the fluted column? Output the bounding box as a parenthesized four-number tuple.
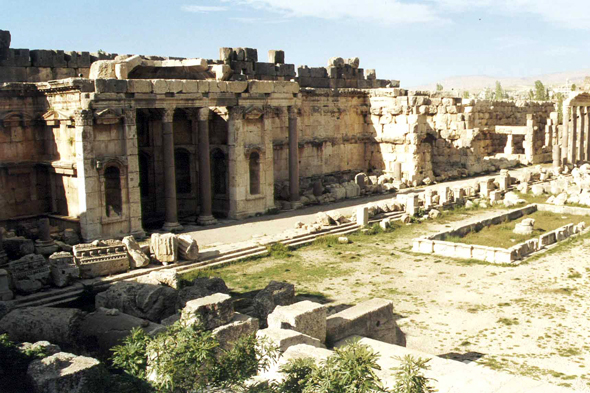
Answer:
(288, 106, 300, 205)
(197, 108, 217, 226)
(577, 106, 584, 162)
(562, 106, 570, 165)
(586, 107, 590, 162)
(161, 108, 183, 232)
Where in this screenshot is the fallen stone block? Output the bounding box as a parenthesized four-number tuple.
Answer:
(257, 328, 322, 352)
(268, 300, 326, 343)
(122, 236, 150, 268)
(137, 270, 179, 289)
(27, 352, 107, 393)
(95, 282, 178, 323)
(253, 281, 295, 328)
(0, 307, 86, 349)
(213, 313, 259, 351)
(177, 234, 199, 261)
(80, 307, 164, 359)
(326, 298, 405, 346)
(181, 293, 234, 330)
(150, 233, 178, 266)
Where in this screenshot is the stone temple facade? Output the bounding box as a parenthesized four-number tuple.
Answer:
(0, 30, 560, 241)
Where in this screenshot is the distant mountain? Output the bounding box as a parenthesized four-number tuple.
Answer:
(411, 69, 590, 92)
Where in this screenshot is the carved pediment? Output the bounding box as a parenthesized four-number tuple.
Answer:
(243, 105, 264, 120)
(43, 110, 74, 126)
(94, 108, 123, 125)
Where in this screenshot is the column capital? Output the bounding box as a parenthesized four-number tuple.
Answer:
(228, 106, 245, 120)
(123, 109, 136, 125)
(198, 107, 211, 121)
(288, 106, 299, 119)
(162, 108, 175, 123)
(73, 110, 93, 126)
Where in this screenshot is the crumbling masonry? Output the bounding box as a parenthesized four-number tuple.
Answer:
(0, 29, 558, 241)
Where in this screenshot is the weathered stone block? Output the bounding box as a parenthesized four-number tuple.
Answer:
(253, 280, 295, 328)
(268, 300, 327, 343)
(95, 281, 178, 323)
(326, 298, 404, 346)
(248, 80, 274, 94)
(27, 352, 107, 393)
(181, 293, 234, 330)
(177, 234, 199, 261)
(73, 240, 130, 278)
(213, 313, 259, 351)
(122, 235, 150, 268)
(0, 307, 85, 348)
(257, 328, 322, 352)
(150, 233, 178, 265)
(80, 308, 164, 358)
(268, 50, 285, 64)
(48, 252, 79, 288)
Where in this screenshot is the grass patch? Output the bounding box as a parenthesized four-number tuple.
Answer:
(498, 317, 519, 326)
(267, 242, 293, 259)
(445, 210, 586, 248)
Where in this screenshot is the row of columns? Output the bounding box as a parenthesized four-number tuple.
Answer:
(561, 105, 590, 165)
(161, 107, 217, 231)
(159, 105, 300, 231)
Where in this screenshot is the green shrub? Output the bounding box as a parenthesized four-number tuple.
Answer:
(280, 340, 388, 393)
(391, 355, 436, 393)
(111, 321, 279, 393)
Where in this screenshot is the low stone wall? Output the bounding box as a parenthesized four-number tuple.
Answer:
(413, 204, 589, 264)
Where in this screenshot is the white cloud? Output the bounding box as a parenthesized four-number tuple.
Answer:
(218, 0, 590, 29)
(432, 0, 590, 29)
(181, 5, 228, 13)
(225, 0, 448, 25)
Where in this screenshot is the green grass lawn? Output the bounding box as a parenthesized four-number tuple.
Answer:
(446, 210, 586, 248)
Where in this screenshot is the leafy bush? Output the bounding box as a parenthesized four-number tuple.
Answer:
(391, 355, 435, 393)
(279, 340, 388, 393)
(278, 343, 436, 393)
(111, 321, 279, 393)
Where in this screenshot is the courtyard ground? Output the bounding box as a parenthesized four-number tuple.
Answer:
(183, 204, 590, 391)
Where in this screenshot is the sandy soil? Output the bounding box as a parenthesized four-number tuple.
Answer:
(215, 206, 590, 391)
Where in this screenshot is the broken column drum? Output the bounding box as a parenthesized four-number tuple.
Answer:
(35, 217, 59, 256)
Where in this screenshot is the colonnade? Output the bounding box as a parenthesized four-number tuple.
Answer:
(561, 105, 590, 165)
(159, 105, 300, 231)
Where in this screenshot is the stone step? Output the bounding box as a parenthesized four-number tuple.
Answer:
(335, 337, 578, 393)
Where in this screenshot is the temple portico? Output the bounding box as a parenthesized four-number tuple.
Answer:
(558, 93, 590, 166)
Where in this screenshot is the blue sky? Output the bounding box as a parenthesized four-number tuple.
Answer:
(2, 0, 590, 86)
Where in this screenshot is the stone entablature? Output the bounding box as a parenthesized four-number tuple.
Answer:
(73, 240, 130, 278)
(413, 204, 589, 264)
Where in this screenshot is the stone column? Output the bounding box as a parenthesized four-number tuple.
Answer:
(585, 107, 590, 162)
(288, 106, 300, 206)
(569, 106, 577, 164)
(197, 108, 217, 226)
(74, 110, 101, 241)
(161, 108, 183, 232)
(577, 106, 584, 162)
(35, 217, 58, 256)
(123, 109, 146, 239)
(562, 106, 569, 165)
(504, 134, 514, 155)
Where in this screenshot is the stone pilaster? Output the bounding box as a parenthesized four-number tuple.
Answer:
(288, 106, 300, 206)
(227, 106, 243, 219)
(196, 108, 217, 226)
(74, 109, 102, 241)
(262, 106, 275, 211)
(124, 109, 146, 239)
(161, 108, 183, 232)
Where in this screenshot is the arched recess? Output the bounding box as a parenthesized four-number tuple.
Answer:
(104, 165, 123, 218)
(175, 148, 192, 194)
(249, 151, 261, 195)
(211, 148, 229, 217)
